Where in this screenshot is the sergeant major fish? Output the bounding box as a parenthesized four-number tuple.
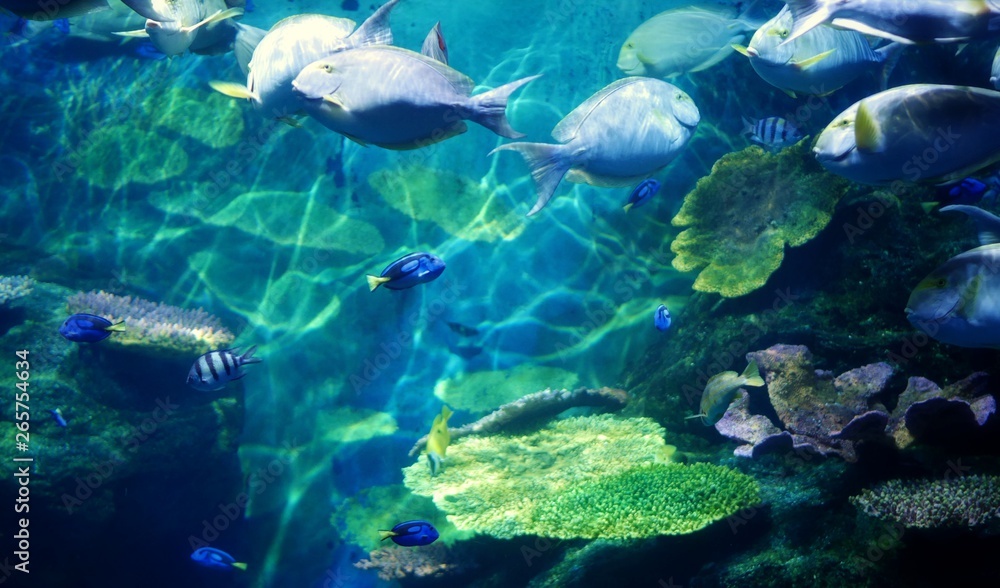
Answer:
(186, 346, 261, 392)
(367, 252, 446, 292)
(292, 45, 538, 149)
(742, 116, 803, 152)
(492, 77, 699, 216)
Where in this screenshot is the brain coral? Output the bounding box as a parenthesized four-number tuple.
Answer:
(403, 415, 759, 539)
(670, 140, 851, 297)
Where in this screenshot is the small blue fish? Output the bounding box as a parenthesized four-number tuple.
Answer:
(134, 41, 167, 61)
(654, 304, 671, 332)
(742, 116, 803, 151)
(191, 547, 246, 571)
(52, 18, 69, 34)
(186, 347, 262, 392)
(244, 0, 254, 12)
(624, 179, 661, 212)
(367, 252, 446, 292)
(942, 178, 989, 206)
(59, 313, 125, 343)
(49, 408, 67, 428)
(378, 520, 439, 547)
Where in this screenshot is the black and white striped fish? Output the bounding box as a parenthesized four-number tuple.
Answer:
(186, 346, 262, 392)
(742, 116, 803, 151)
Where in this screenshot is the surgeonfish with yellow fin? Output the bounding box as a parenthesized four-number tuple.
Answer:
(688, 361, 765, 426)
(733, 4, 901, 98)
(426, 405, 452, 476)
(116, 0, 243, 56)
(814, 84, 1000, 186)
(783, 0, 1000, 46)
(491, 77, 699, 216)
(616, 5, 763, 78)
(906, 205, 1000, 348)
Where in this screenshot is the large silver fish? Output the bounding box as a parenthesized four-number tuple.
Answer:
(292, 45, 538, 149)
(906, 205, 1000, 348)
(735, 4, 900, 97)
(784, 0, 1000, 45)
(118, 0, 243, 56)
(491, 77, 699, 216)
(814, 84, 1000, 185)
(617, 6, 762, 78)
(209, 0, 398, 122)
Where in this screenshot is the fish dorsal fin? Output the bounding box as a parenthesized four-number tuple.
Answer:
(854, 100, 883, 153)
(347, 0, 399, 49)
(209, 80, 258, 102)
(552, 77, 644, 143)
(792, 48, 835, 70)
(233, 22, 267, 77)
(783, 0, 831, 45)
(731, 43, 752, 58)
(940, 204, 1000, 246)
(829, 18, 918, 44)
(120, 0, 169, 22)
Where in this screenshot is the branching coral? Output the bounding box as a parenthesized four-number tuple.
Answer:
(354, 543, 470, 581)
(670, 140, 851, 297)
(851, 476, 1000, 530)
(0, 275, 34, 305)
(66, 290, 233, 355)
(403, 415, 758, 539)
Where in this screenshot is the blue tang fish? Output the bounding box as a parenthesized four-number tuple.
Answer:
(941, 178, 990, 206)
(654, 304, 671, 332)
(49, 408, 67, 428)
(191, 547, 247, 571)
(59, 313, 125, 343)
(187, 347, 262, 392)
(367, 252, 446, 292)
(624, 179, 661, 212)
(378, 520, 439, 547)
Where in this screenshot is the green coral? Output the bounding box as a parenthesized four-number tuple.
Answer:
(433, 364, 580, 413)
(369, 166, 525, 242)
(77, 124, 189, 190)
(149, 88, 244, 149)
(670, 140, 850, 297)
(403, 415, 758, 539)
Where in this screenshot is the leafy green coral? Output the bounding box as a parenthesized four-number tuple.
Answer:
(369, 166, 524, 242)
(670, 140, 851, 297)
(403, 415, 758, 539)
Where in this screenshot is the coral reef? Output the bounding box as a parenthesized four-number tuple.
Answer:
(409, 386, 628, 456)
(0, 274, 34, 305)
(851, 476, 1000, 530)
(369, 166, 525, 242)
(403, 415, 758, 539)
(354, 543, 471, 581)
(670, 140, 851, 297)
(66, 290, 234, 355)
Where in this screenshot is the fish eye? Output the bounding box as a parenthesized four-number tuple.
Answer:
(935, 278, 947, 287)
(321, 64, 334, 73)
(625, 42, 633, 49)
(778, 28, 789, 38)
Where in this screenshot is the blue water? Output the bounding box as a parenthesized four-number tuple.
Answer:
(2, 1, 1000, 587)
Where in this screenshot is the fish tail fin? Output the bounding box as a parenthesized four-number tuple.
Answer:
(875, 42, 905, 91)
(367, 275, 391, 291)
(378, 530, 396, 541)
(239, 345, 262, 365)
(742, 360, 765, 387)
(467, 74, 541, 139)
(233, 22, 267, 76)
(740, 116, 756, 136)
(232, 562, 247, 571)
(490, 141, 572, 216)
(623, 202, 634, 212)
(105, 320, 126, 333)
(427, 451, 444, 476)
(349, 0, 399, 48)
(783, 0, 830, 45)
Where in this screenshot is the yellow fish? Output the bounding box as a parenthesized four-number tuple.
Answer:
(688, 361, 765, 425)
(426, 405, 452, 476)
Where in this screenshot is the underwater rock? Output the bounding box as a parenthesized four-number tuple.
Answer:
(403, 414, 759, 539)
(408, 386, 628, 456)
(889, 372, 997, 450)
(66, 290, 234, 356)
(670, 140, 851, 297)
(0, 274, 34, 305)
(368, 166, 525, 242)
(851, 475, 1000, 531)
(715, 390, 796, 458)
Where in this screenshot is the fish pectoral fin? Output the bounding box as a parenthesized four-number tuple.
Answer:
(781, 88, 798, 99)
(731, 43, 751, 57)
(114, 29, 150, 38)
(366, 275, 391, 291)
(208, 80, 257, 101)
(792, 48, 835, 71)
(829, 18, 918, 44)
(636, 50, 655, 66)
(322, 94, 348, 111)
(184, 7, 244, 34)
(854, 100, 883, 153)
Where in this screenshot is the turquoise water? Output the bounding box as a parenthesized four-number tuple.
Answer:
(2, 0, 1000, 586)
